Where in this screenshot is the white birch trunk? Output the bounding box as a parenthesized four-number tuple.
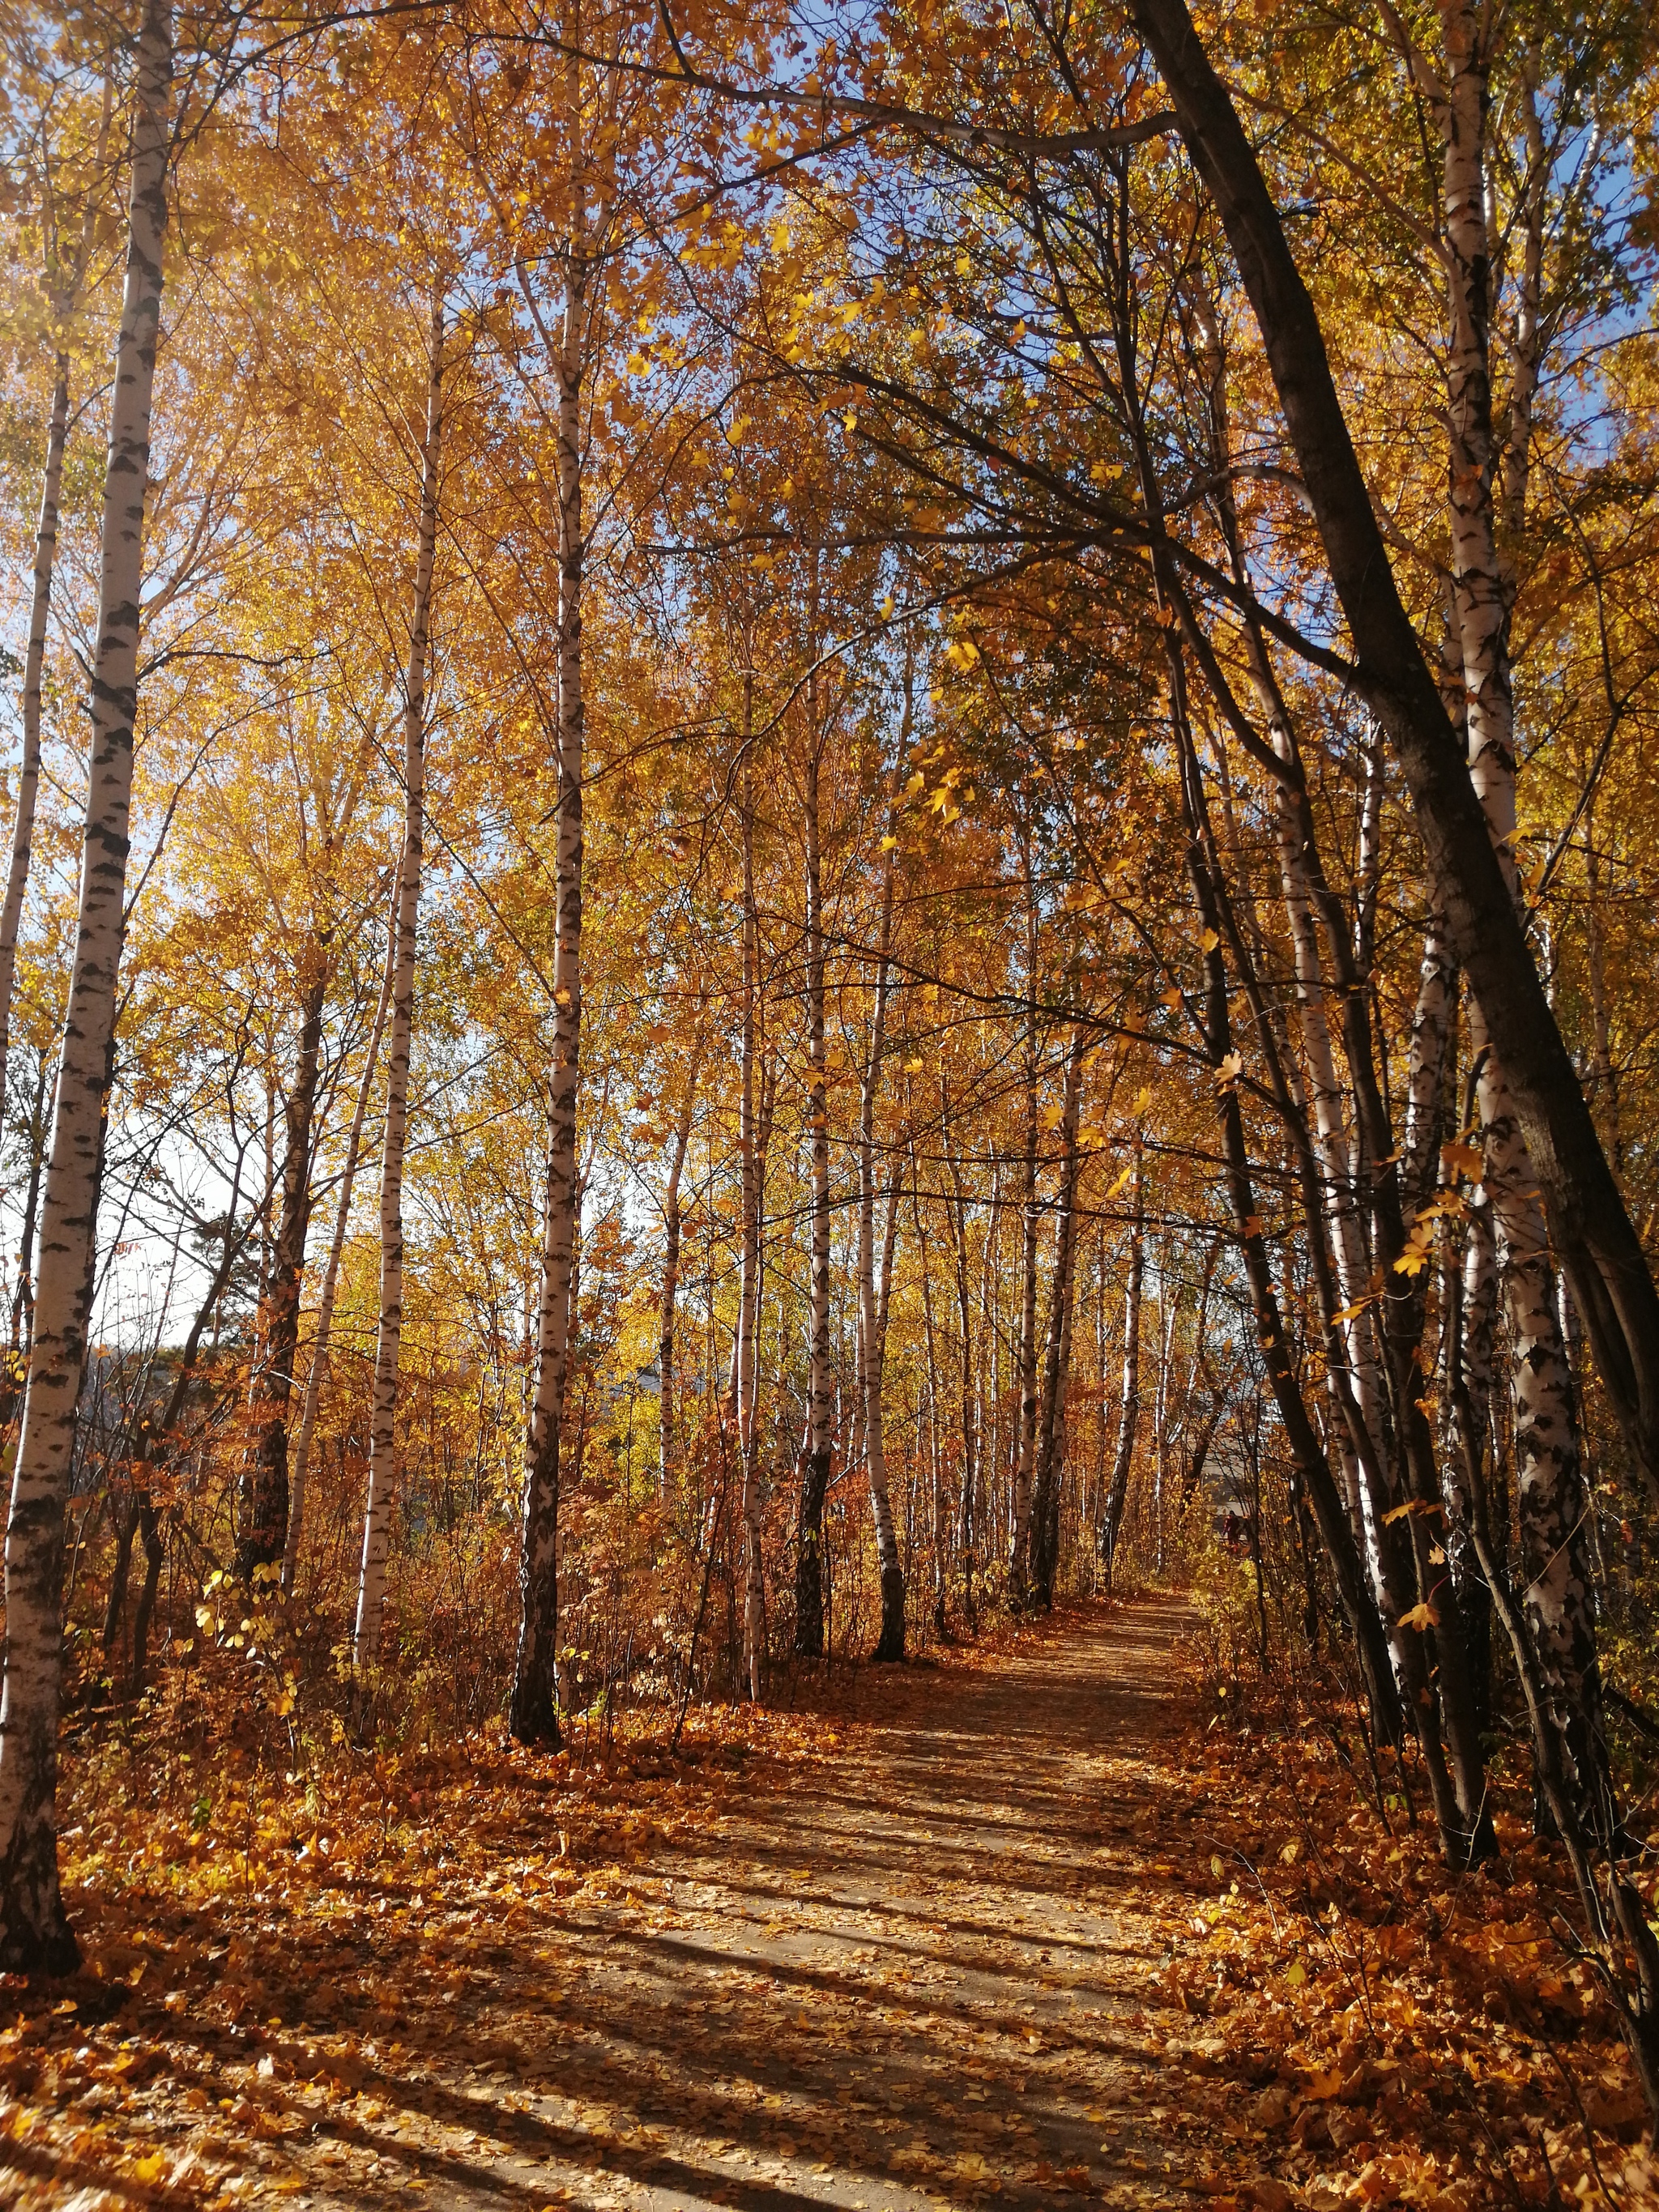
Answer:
(282, 900, 397, 1593)
(1030, 1034, 1084, 1605)
(793, 703, 834, 1656)
(658, 1032, 703, 1498)
(1439, 0, 1604, 1822)
(859, 722, 906, 1660)
(1009, 843, 1041, 1602)
(0, 361, 69, 1146)
(1260, 688, 1390, 1576)
(1403, 904, 1456, 1217)
(510, 135, 595, 1737)
(0, 0, 171, 1971)
(1099, 1203, 1145, 1588)
(736, 743, 765, 1698)
(352, 295, 442, 1673)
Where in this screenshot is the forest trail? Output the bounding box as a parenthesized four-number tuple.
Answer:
(284, 1597, 1255, 2212)
(7, 1598, 1311, 2212)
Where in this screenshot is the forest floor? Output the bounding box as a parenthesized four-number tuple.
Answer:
(2, 1596, 1655, 2211)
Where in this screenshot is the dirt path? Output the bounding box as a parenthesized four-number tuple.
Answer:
(283, 1597, 1253, 2212)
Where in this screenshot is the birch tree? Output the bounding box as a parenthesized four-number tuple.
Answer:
(857, 710, 906, 1661)
(510, 61, 597, 1741)
(352, 293, 443, 1674)
(793, 677, 834, 1658)
(0, 0, 172, 1971)
(0, 74, 114, 1169)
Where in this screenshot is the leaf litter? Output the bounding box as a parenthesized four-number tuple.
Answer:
(0, 1598, 1653, 2210)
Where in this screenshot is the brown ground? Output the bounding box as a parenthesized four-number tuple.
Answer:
(3, 1599, 1291, 2210)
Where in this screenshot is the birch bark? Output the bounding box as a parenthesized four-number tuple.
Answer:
(658, 1031, 704, 1498)
(510, 92, 598, 1738)
(1437, 0, 1607, 1827)
(793, 703, 834, 1657)
(1131, 0, 1659, 1512)
(0, 84, 111, 1144)
(0, 0, 171, 1971)
(0, 363, 69, 1146)
(859, 727, 906, 1660)
(1030, 1034, 1084, 1607)
(736, 744, 765, 1698)
(1009, 841, 1041, 1604)
(1099, 1144, 1145, 1588)
(352, 295, 442, 1675)
(945, 1124, 978, 1621)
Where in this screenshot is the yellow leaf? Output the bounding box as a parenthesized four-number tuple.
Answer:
(881, 834, 898, 851)
(131, 2152, 168, 2184)
(1397, 1600, 1439, 1631)
(1200, 926, 1220, 953)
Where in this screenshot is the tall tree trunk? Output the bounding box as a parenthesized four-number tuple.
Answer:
(283, 904, 396, 1593)
(0, 362, 68, 1152)
(945, 1124, 978, 1623)
(1584, 818, 1620, 1171)
(510, 200, 590, 1743)
(1435, 0, 1607, 1834)
(1031, 1033, 1084, 1607)
(736, 739, 765, 1698)
(794, 706, 834, 1658)
(914, 1153, 949, 1637)
(659, 1030, 703, 1498)
(1009, 838, 1041, 1605)
(235, 950, 327, 1577)
(0, 0, 172, 1972)
(0, 83, 109, 1159)
(352, 294, 442, 1675)
(1129, 0, 1659, 1512)
(1099, 1146, 1145, 1588)
(859, 714, 906, 1662)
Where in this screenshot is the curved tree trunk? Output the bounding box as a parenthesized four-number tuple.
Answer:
(1128, 0, 1659, 1517)
(0, 0, 173, 1972)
